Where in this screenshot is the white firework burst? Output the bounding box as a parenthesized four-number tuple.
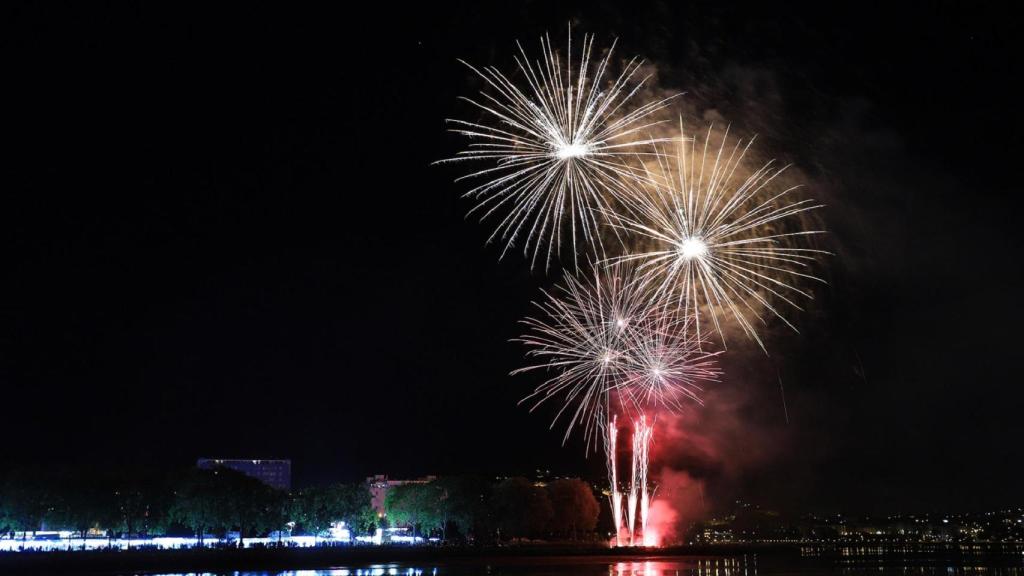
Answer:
(617, 311, 721, 415)
(609, 122, 828, 351)
(514, 264, 649, 446)
(514, 264, 718, 447)
(440, 27, 677, 269)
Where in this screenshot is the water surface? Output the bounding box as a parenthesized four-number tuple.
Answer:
(143, 555, 1024, 576)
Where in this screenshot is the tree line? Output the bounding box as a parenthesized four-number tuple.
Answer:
(384, 476, 600, 541)
(0, 465, 370, 547)
(0, 465, 602, 545)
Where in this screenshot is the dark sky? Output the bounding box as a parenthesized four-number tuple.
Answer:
(3, 2, 1021, 515)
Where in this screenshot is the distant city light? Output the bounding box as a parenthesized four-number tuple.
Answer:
(0, 528, 427, 552)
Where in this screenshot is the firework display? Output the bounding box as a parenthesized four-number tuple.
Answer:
(440, 28, 676, 268)
(617, 311, 721, 414)
(512, 264, 647, 446)
(514, 264, 718, 448)
(442, 27, 825, 547)
(609, 123, 827, 350)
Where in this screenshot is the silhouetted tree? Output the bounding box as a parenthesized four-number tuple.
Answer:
(167, 468, 224, 544)
(546, 478, 599, 539)
(218, 468, 285, 547)
(0, 468, 54, 544)
(434, 475, 486, 542)
(490, 477, 553, 540)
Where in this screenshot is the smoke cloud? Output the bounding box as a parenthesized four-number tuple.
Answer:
(646, 342, 802, 543)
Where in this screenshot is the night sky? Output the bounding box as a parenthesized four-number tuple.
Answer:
(3, 2, 1020, 515)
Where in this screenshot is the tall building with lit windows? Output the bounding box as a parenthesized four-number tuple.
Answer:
(196, 458, 291, 491)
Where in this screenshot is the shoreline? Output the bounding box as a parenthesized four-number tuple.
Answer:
(2, 543, 1023, 576)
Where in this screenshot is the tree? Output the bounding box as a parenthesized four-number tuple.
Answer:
(168, 468, 225, 545)
(385, 482, 445, 538)
(329, 482, 373, 536)
(292, 486, 331, 538)
(167, 466, 288, 547)
(0, 468, 54, 544)
(291, 482, 370, 540)
(490, 477, 553, 540)
(433, 476, 486, 542)
(218, 468, 284, 547)
(94, 467, 174, 547)
(546, 478, 599, 539)
(47, 472, 105, 547)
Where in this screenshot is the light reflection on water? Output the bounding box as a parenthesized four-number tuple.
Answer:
(146, 556, 1024, 576)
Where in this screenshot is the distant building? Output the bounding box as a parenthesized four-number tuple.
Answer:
(197, 458, 291, 491)
(366, 474, 436, 515)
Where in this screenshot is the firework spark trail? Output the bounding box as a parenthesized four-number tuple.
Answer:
(514, 264, 720, 449)
(618, 312, 722, 418)
(634, 416, 654, 546)
(607, 121, 828, 351)
(778, 372, 790, 425)
(627, 441, 639, 547)
(514, 264, 657, 448)
(439, 27, 678, 269)
(607, 415, 624, 547)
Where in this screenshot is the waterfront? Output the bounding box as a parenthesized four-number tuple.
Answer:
(4, 546, 1024, 576)
(138, 555, 1024, 576)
